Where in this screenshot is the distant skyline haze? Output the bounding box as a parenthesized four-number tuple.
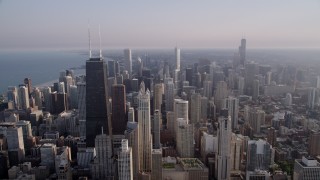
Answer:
(0, 0, 319, 49)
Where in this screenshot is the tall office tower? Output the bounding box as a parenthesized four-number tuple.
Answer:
(152, 110, 161, 149)
(18, 86, 29, 110)
(266, 71, 272, 85)
(108, 60, 116, 77)
(24, 78, 32, 98)
(267, 127, 277, 147)
(214, 81, 228, 110)
(124, 49, 132, 77)
(15, 120, 32, 145)
(249, 109, 265, 134)
(40, 143, 57, 172)
(166, 111, 175, 136)
(63, 75, 74, 94)
(58, 82, 65, 93)
(222, 96, 239, 131)
(227, 69, 236, 89)
(77, 83, 86, 138)
(7, 127, 25, 166)
(50, 92, 68, 114)
(175, 47, 180, 71)
(253, 79, 259, 100)
(216, 110, 231, 180)
(174, 69, 180, 89)
(185, 68, 193, 85)
(200, 96, 208, 122)
(247, 139, 273, 172)
(91, 130, 114, 179)
(174, 99, 189, 124)
(176, 118, 194, 158)
(7, 86, 19, 109)
(190, 93, 201, 124)
(86, 55, 110, 147)
(203, 81, 213, 99)
(117, 74, 124, 84)
(131, 78, 139, 92)
(153, 83, 163, 112)
(238, 76, 245, 95)
(230, 133, 242, 172)
(151, 149, 162, 180)
(125, 122, 139, 180)
(33, 87, 42, 109)
(245, 61, 259, 96)
(294, 156, 320, 180)
(308, 87, 317, 109)
(118, 139, 133, 180)
(208, 98, 216, 120)
(112, 84, 127, 135)
(239, 38, 246, 66)
(128, 107, 135, 122)
(69, 85, 78, 109)
(137, 82, 152, 172)
(43, 86, 52, 112)
(165, 78, 175, 112)
(308, 130, 320, 156)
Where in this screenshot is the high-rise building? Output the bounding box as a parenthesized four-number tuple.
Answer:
(108, 60, 116, 77)
(77, 83, 86, 138)
(40, 143, 57, 172)
(200, 96, 208, 122)
(165, 78, 175, 112)
(125, 122, 139, 180)
(152, 110, 161, 149)
(18, 86, 29, 110)
(24, 78, 33, 98)
(245, 62, 259, 96)
(239, 39, 246, 66)
(253, 79, 260, 100)
(112, 84, 127, 135)
(248, 109, 265, 134)
(86, 56, 110, 147)
(294, 156, 320, 180)
(308, 87, 318, 109)
(6, 127, 25, 166)
(128, 107, 135, 122)
(43, 86, 52, 112)
(190, 93, 201, 124)
(91, 130, 114, 179)
(246, 139, 273, 172)
(118, 139, 133, 180)
(151, 149, 162, 180)
(216, 110, 231, 180)
(175, 47, 180, 71)
(203, 81, 213, 99)
(69, 85, 78, 109)
(176, 118, 194, 158)
(222, 96, 239, 131)
(33, 87, 42, 110)
(137, 82, 152, 173)
(124, 49, 132, 77)
(153, 83, 163, 112)
(214, 81, 228, 110)
(308, 130, 320, 156)
(7, 86, 19, 109)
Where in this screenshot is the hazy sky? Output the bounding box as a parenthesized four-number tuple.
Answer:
(0, 0, 319, 49)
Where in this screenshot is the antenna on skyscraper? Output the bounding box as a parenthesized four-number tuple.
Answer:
(99, 24, 102, 58)
(88, 21, 92, 58)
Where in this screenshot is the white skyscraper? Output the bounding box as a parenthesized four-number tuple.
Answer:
(137, 82, 152, 173)
(33, 87, 42, 110)
(216, 110, 232, 180)
(175, 47, 180, 71)
(124, 49, 132, 77)
(118, 139, 133, 180)
(203, 81, 213, 99)
(7, 86, 19, 109)
(222, 96, 239, 131)
(18, 86, 29, 110)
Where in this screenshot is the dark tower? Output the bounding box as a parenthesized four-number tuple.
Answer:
(24, 78, 33, 98)
(111, 84, 127, 135)
(86, 57, 109, 147)
(239, 38, 246, 66)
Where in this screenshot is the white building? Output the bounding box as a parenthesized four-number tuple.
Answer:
(294, 156, 320, 180)
(176, 118, 194, 158)
(124, 49, 132, 77)
(18, 86, 29, 110)
(222, 96, 239, 131)
(118, 139, 133, 180)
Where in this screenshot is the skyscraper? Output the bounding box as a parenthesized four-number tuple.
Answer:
(175, 47, 180, 71)
(18, 85, 29, 110)
(137, 82, 152, 173)
(86, 56, 110, 147)
(165, 78, 174, 112)
(246, 139, 273, 172)
(190, 93, 201, 124)
(216, 110, 231, 180)
(124, 49, 132, 77)
(152, 110, 161, 149)
(24, 78, 32, 98)
(239, 39, 246, 66)
(118, 139, 133, 180)
(112, 84, 127, 135)
(153, 83, 163, 112)
(176, 118, 194, 158)
(222, 96, 239, 131)
(7, 86, 19, 109)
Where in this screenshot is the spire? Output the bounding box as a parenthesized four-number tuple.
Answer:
(88, 21, 92, 59)
(99, 24, 102, 58)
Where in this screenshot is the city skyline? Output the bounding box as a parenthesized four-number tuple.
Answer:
(0, 0, 320, 50)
